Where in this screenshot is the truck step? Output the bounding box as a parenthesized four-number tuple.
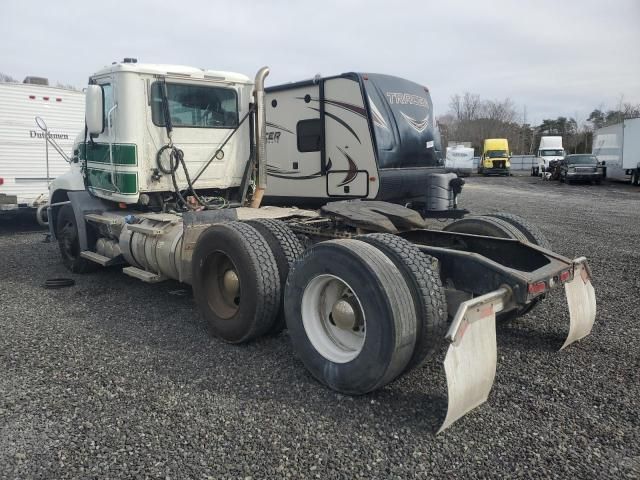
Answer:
(122, 266, 166, 283)
(126, 224, 166, 236)
(84, 213, 121, 226)
(80, 251, 122, 266)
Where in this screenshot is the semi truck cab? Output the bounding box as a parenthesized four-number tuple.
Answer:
(479, 138, 510, 176)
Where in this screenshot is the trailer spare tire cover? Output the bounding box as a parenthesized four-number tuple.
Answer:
(357, 233, 447, 373)
(284, 239, 417, 395)
(191, 222, 280, 344)
(244, 219, 304, 334)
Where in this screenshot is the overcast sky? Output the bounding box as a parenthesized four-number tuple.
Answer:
(2, 0, 639, 125)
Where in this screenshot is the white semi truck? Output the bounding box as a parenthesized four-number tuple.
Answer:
(592, 118, 640, 185)
(45, 59, 597, 432)
(532, 136, 565, 177)
(0, 79, 85, 215)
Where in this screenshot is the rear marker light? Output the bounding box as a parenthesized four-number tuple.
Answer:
(560, 270, 571, 282)
(0, 177, 4, 186)
(28, 95, 36, 99)
(56, 98, 62, 102)
(369, 176, 377, 182)
(42, 96, 50, 101)
(528, 281, 546, 295)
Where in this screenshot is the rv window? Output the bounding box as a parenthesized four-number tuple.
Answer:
(297, 119, 322, 152)
(102, 84, 114, 134)
(150, 82, 238, 129)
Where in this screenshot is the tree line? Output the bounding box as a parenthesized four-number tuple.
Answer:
(0, 71, 79, 90)
(438, 92, 640, 155)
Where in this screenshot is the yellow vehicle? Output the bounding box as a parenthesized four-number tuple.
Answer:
(479, 138, 511, 176)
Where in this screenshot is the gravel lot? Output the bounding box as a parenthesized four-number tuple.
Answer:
(1, 176, 639, 479)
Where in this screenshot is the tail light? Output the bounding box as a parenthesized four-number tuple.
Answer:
(0, 177, 4, 186)
(528, 281, 546, 295)
(559, 270, 571, 283)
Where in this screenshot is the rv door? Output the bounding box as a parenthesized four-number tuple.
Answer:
(323, 77, 374, 198)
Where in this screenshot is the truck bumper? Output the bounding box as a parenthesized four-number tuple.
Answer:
(438, 257, 596, 433)
(567, 173, 602, 181)
(0, 194, 19, 214)
(482, 168, 510, 175)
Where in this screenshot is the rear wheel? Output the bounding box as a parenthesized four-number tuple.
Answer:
(631, 170, 639, 186)
(443, 215, 542, 321)
(484, 212, 551, 250)
(192, 222, 280, 343)
(56, 204, 98, 274)
(244, 218, 304, 334)
(285, 239, 416, 394)
(357, 233, 447, 373)
(443, 215, 529, 242)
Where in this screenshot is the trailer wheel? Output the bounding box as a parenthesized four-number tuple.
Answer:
(56, 204, 98, 274)
(284, 239, 416, 394)
(192, 222, 280, 344)
(244, 218, 304, 334)
(357, 233, 446, 373)
(443, 216, 529, 242)
(484, 212, 552, 250)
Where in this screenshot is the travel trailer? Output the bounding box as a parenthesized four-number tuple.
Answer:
(0, 79, 85, 214)
(592, 119, 640, 185)
(445, 144, 474, 176)
(264, 73, 443, 206)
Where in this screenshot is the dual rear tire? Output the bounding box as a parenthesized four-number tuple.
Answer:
(192, 222, 448, 395)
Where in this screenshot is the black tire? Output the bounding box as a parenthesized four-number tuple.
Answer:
(192, 221, 280, 344)
(357, 233, 447, 373)
(443, 215, 529, 242)
(284, 239, 416, 394)
(484, 212, 552, 250)
(244, 218, 304, 334)
(55, 204, 98, 274)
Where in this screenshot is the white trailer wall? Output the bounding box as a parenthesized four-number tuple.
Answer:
(0, 83, 85, 208)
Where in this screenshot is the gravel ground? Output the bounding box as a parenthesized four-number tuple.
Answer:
(1, 176, 639, 479)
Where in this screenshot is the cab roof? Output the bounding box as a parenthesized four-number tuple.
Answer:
(91, 62, 252, 84)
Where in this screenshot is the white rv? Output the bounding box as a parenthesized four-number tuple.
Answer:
(532, 136, 564, 177)
(264, 73, 443, 206)
(445, 145, 474, 177)
(592, 118, 640, 185)
(0, 80, 85, 213)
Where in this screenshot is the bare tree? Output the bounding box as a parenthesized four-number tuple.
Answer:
(0, 72, 17, 83)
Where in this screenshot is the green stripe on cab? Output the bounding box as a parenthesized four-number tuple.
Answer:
(86, 168, 138, 194)
(79, 142, 137, 166)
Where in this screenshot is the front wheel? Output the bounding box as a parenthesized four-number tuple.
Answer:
(285, 239, 417, 394)
(56, 204, 98, 274)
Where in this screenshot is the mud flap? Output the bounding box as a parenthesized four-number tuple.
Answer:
(437, 287, 509, 433)
(562, 258, 596, 350)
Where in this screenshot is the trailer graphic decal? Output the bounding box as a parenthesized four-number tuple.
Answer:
(367, 96, 390, 131)
(309, 107, 361, 144)
(399, 111, 430, 133)
(335, 147, 359, 186)
(266, 122, 294, 135)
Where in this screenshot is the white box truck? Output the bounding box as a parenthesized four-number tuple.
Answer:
(532, 136, 564, 177)
(0, 79, 85, 214)
(445, 144, 474, 176)
(592, 118, 640, 185)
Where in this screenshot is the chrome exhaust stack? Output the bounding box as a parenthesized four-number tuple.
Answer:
(250, 66, 270, 208)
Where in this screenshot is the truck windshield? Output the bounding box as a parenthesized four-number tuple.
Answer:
(540, 149, 564, 156)
(487, 150, 508, 158)
(151, 82, 238, 128)
(568, 155, 598, 165)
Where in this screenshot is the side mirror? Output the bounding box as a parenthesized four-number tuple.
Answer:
(85, 85, 104, 135)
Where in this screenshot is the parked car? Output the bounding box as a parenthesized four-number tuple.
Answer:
(558, 154, 603, 184)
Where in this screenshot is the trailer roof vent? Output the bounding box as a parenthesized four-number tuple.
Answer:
(23, 76, 49, 86)
(123, 58, 138, 64)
